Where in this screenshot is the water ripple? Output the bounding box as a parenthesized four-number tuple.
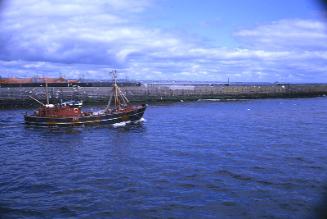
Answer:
(1, 98, 327, 218)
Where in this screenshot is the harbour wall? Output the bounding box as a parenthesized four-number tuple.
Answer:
(1, 84, 327, 107)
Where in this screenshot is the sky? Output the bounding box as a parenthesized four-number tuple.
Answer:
(0, 0, 326, 82)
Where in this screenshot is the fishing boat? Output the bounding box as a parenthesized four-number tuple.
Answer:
(24, 71, 146, 126)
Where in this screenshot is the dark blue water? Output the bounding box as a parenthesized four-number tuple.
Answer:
(1, 98, 327, 218)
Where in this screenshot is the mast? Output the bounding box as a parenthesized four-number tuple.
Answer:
(45, 78, 49, 105)
(105, 70, 130, 111)
(113, 70, 120, 108)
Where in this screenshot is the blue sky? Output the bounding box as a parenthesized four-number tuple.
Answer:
(0, 0, 326, 82)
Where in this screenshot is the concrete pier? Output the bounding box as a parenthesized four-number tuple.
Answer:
(1, 84, 327, 107)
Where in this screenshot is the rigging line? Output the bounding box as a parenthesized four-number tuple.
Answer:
(28, 96, 45, 106)
(118, 88, 129, 104)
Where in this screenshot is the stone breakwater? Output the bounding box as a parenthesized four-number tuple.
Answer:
(0, 84, 327, 107)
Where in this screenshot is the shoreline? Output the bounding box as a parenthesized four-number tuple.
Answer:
(1, 84, 326, 108)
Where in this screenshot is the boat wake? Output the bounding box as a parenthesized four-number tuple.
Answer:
(112, 121, 131, 128)
(134, 117, 146, 124)
(112, 118, 146, 128)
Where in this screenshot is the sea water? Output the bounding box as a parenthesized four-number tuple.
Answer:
(1, 97, 327, 218)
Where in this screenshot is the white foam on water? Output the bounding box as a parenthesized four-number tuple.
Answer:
(198, 99, 221, 102)
(0, 125, 19, 129)
(134, 118, 146, 124)
(112, 118, 145, 127)
(112, 121, 130, 128)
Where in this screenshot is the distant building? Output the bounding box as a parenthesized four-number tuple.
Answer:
(0, 77, 79, 84)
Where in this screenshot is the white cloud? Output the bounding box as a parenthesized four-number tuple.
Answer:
(0, 1, 327, 82)
(234, 19, 327, 50)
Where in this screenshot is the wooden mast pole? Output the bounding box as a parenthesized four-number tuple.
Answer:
(45, 78, 49, 105)
(113, 70, 121, 109)
(105, 70, 130, 111)
(105, 71, 114, 110)
(105, 70, 118, 111)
